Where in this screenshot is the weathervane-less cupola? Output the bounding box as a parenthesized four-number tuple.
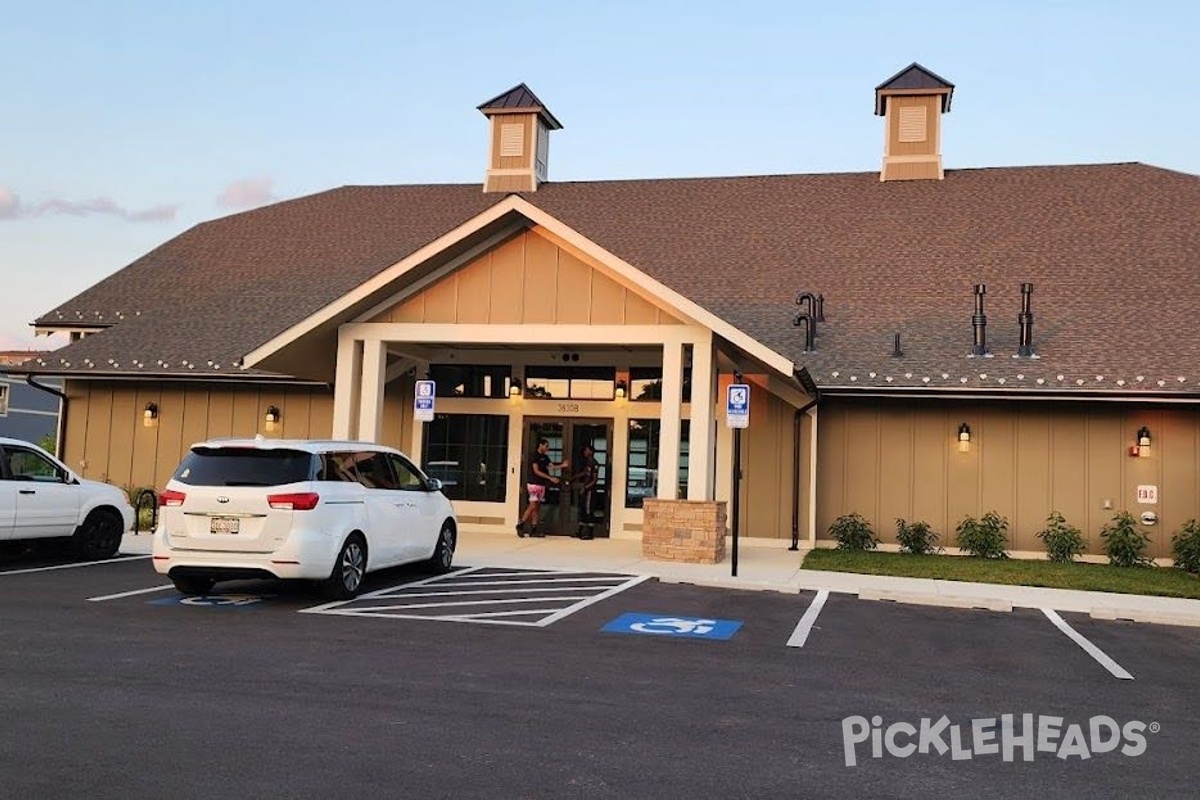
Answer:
(478, 83, 562, 193)
(875, 63, 954, 182)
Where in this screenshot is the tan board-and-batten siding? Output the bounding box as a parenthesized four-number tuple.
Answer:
(816, 398, 1200, 560)
(60, 381, 415, 491)
(369, 228, 681, 326)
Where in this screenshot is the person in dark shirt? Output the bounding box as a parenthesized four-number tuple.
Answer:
(516, 438, 568, 537)
(572, 443, 600, 539)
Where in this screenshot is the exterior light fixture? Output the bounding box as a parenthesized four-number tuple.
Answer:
(143, 402, 159, 428)
(509, 380, 522, 398)
(1136, 426, 1151, 458)
(615, 381, 627, 399)
(957, 422, 971, 453)
(264, 405, 281, 431)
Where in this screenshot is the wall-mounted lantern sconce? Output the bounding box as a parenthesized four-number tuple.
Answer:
(509, 380, 522, 398)
(264, 405, 281, 431)
(957, 422, 971, 453)
(615, 381, 627, 400)
(1133, 426, 1151, 458)
(143, 402, 159, 428)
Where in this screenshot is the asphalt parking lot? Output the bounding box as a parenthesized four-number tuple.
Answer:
(2, 547, 1197, 799)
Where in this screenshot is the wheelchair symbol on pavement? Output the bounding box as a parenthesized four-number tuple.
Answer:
(603, 613, 742, 640)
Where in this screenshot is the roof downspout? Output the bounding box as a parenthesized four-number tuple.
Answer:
(25, 375, 68, 460)
(790, 368, 820, 551)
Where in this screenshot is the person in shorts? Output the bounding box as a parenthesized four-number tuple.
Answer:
(516, 438, 568, 537)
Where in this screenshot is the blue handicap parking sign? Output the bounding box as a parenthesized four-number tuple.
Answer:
(602, 613, 742, 640)
(414, 379, 436, 422)
(726, 383, 750, 428)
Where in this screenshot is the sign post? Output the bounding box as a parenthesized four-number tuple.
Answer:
(726, 381, 750, 577)
(414, 379, 436, 423)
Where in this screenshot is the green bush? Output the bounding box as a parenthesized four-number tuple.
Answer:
(828, 513, 878, 551)
(895, 518, 940, 555)
(1170, 519, 1200, 574)
(955, 511, 1009, 559)
(124, 485, 159, 533)
(1100, 511, 1152, 568)
(1036, 511, 1086, 564)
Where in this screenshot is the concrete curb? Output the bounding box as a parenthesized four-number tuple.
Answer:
(858, 588, 1013, 613)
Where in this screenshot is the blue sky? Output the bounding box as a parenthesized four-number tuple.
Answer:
(2, 1, 1196, 350)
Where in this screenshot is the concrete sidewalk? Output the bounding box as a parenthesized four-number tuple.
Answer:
(121, 530, 1200, 627)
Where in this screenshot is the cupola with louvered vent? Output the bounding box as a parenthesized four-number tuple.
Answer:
(875, 63, 954, 182)
(478, 84, 562, 193)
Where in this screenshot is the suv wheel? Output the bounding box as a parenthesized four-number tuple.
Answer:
(72, 508, 124, 560)
(171, 575, 216, 595)
(324, 535, 367, 600)
(426, 523, 456, 574)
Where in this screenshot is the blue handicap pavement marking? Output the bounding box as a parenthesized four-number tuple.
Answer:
(151, 593, 272, 609)
(602, 613, 742, 640)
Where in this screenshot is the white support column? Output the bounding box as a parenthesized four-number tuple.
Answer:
(332, 334, 362, 439)
(656, 341, 683, 499)
(358, 339, 387, 443)
(687, 333, 716, 500)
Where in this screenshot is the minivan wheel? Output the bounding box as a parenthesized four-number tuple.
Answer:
(171, 575, 216, 595)
(324, 535, 367, 600)
(426, 523, 456, 574)
(72, 508, 124, 560)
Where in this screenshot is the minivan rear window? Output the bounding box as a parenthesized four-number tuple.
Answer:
(173, 447, 316, 487)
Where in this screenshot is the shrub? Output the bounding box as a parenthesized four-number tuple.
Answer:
(955, 511, 1009, 559)
(1170, 519, 1200, 574)
(828, 513, 878, 551)
(1100, 511, 1152, 568)
(124, 485, 159, 533)
(1036, 511, 1086, 564)
(895, 518, 940, 555)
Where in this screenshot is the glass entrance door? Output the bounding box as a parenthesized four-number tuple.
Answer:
(522, 418, 611, 537)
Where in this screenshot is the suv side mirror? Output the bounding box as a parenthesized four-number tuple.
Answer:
(427, 478, 443, 493)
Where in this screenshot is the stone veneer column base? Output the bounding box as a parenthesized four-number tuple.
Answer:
(641, 499, 727, 564)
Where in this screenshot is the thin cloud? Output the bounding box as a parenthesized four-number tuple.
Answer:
(0, 184, 177, 222)
(218, 176, 275, 210)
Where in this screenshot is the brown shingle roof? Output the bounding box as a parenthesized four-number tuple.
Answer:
(23, 163, 1200, 396)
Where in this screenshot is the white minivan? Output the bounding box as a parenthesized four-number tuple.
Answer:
(153, 438, 457, 599)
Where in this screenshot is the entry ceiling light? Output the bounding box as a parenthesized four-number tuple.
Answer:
(615, 381, 627, 399)
(509, 380, 522, 397)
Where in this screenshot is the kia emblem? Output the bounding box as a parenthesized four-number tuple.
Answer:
(217, 496, 230, 504)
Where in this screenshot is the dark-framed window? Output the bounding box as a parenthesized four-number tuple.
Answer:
(625, 418, 690, 508)
(628, 367, 691, 403)
(524, 366, 616, 400)
(428, 364, 512, 399)
(421, 414, 509, 502)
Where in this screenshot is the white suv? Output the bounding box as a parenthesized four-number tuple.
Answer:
(0, 436, 135, 559)
(152, 438, 457, 599)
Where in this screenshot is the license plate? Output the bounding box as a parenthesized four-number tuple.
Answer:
(210, 516, 240, 534)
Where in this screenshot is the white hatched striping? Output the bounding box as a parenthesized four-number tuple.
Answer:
(299, 566, 649, 626)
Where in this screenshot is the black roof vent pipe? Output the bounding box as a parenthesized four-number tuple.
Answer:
(793, 313, 815, 352)
(970, 283, 990, 357)
(815, 293, 825, 322)
(1017, 282, 1035, 357)
(892, 332, 904, 358)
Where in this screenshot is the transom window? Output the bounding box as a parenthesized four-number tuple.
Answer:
(524, 366, 616, 400)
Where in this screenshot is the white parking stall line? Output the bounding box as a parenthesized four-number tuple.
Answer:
(299, 567, 649, 626)
(0, 555, 150, 577)
(351, 595, 593, 613)
(419, 576, 634, 588)
(1041, 608, 1135, 681)
(362, 585, 628, 600)
(87, 584, 176, 602)
(536, 575, 652, 627)
(787, 590, 830, 648)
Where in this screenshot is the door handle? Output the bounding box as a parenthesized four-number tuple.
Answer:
(19, 489, 36, 495)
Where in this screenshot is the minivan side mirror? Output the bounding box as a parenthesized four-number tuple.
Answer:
(427, 478, 443, 493)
